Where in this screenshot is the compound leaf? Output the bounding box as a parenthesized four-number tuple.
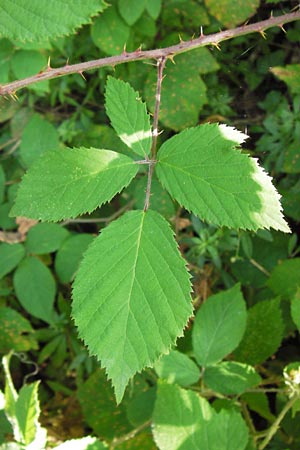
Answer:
(153, 382, 249, 450)
(11, 147, 138, 221)
(72, 210, 192, 403)
(156, 124, 290, 232)
(105, 77, 152, 157)
(0, 0, 107, 42)
(192, 284, 247, 366)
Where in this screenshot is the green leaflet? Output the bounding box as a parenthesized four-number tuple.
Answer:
(205, 0, 260, 28)
(13, 257, 56, 324)
(192, 284, 247, 366)
(154, 349, 200, 387)
(105, 77, 152, 157)
(156, 124, 290, 232)
(233, 298, 284, 365)
(0, 0, 107, 42)
(118, 0, 146, 25)
(153, 382, 249, 450)
(2, 354, 46, 449)
(0, 243, 25, 280)
(203, 361, 261, 395)
(145, 0, 161, 19)
(91, 5, 130, 56)
(19, 114, 60, 168)
(11, 147, 138, 221)
(271, 65, 300, 95)
(72, 210, 192, 403)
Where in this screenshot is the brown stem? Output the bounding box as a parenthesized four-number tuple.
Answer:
(144, 57, 166, 211)
(0, 12, 299, 96)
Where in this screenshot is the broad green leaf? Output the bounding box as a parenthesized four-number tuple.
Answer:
(55, 233, 94, 283)
(268, 259, 300, 298)
(118, 0, 146, 25)
(11, 51, 48, 93)
(19, 114, 60, 168)
(11, 148, 138, 222)
(0, 307, 37, 353)
(13, 257, 56, 324)
(105, 77, 152, 157)
(153, 382, 249, 450)
(156, 124, 290, 232)
(283, 141, 300, 173)
(192, 284, 247, 366)
(116, 430, 155, 450)
(154, 349, 200, 387)
(291, 288, 300, 332)
(203, 362, 261, 395)
(91, 5, 130, 55)
(144, 61, 207, 131)
(126, 387, 156, 427)
(2, 354, 19, 443)
(234, 298, 284, 365)
(15, 382, 40, 446)
(77, 369, 132, 440)
(146, 0, 161, 19)
(0, 243, 25, 279)
(54, 437, 107, 450)
(25, 223, 69, 255)
(205, 0, 260, 27)
(72, 210, 192, 403)
(0, 164, 5, 203)
(0, 0, 107, 42)
(271, 65, 300, 95)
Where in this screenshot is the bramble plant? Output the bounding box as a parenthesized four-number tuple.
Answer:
(1, 2, 300, 450)
(10, 73, 290, 403)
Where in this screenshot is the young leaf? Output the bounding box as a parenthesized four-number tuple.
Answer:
(91, 5, 130, 56)
(72, 210, 192, 403)
(0, 0, 107, 42)
(0, 243, 25, 280)
(156, 124, 290, 232)
(25, 223, 69, 255)
(15, 382, 41, 446)
(154, 349, 200, 387)
(55, 234, 94, 283)
(153, 382, 249, 450)
(11, 148, 138, 221)
(118, 0, 146, 25)
(146, 0, 162, 19)
(233, 298, 284, 365)
(203, 361, 261, 395)
(19, 114, 60, 167)
(105, 77, 152, 157)
(13, 257, 56, 324)
(192, 284, 247, 366)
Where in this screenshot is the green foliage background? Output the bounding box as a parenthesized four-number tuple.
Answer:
(1, 0, 300, 449)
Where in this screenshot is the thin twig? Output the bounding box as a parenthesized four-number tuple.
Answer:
(0, 12, 299, 96)
(258, 395, 299, 450)
(110, 420, 151, 449)
(144, 57, 166, 211)
(60, 200, 134, 225)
